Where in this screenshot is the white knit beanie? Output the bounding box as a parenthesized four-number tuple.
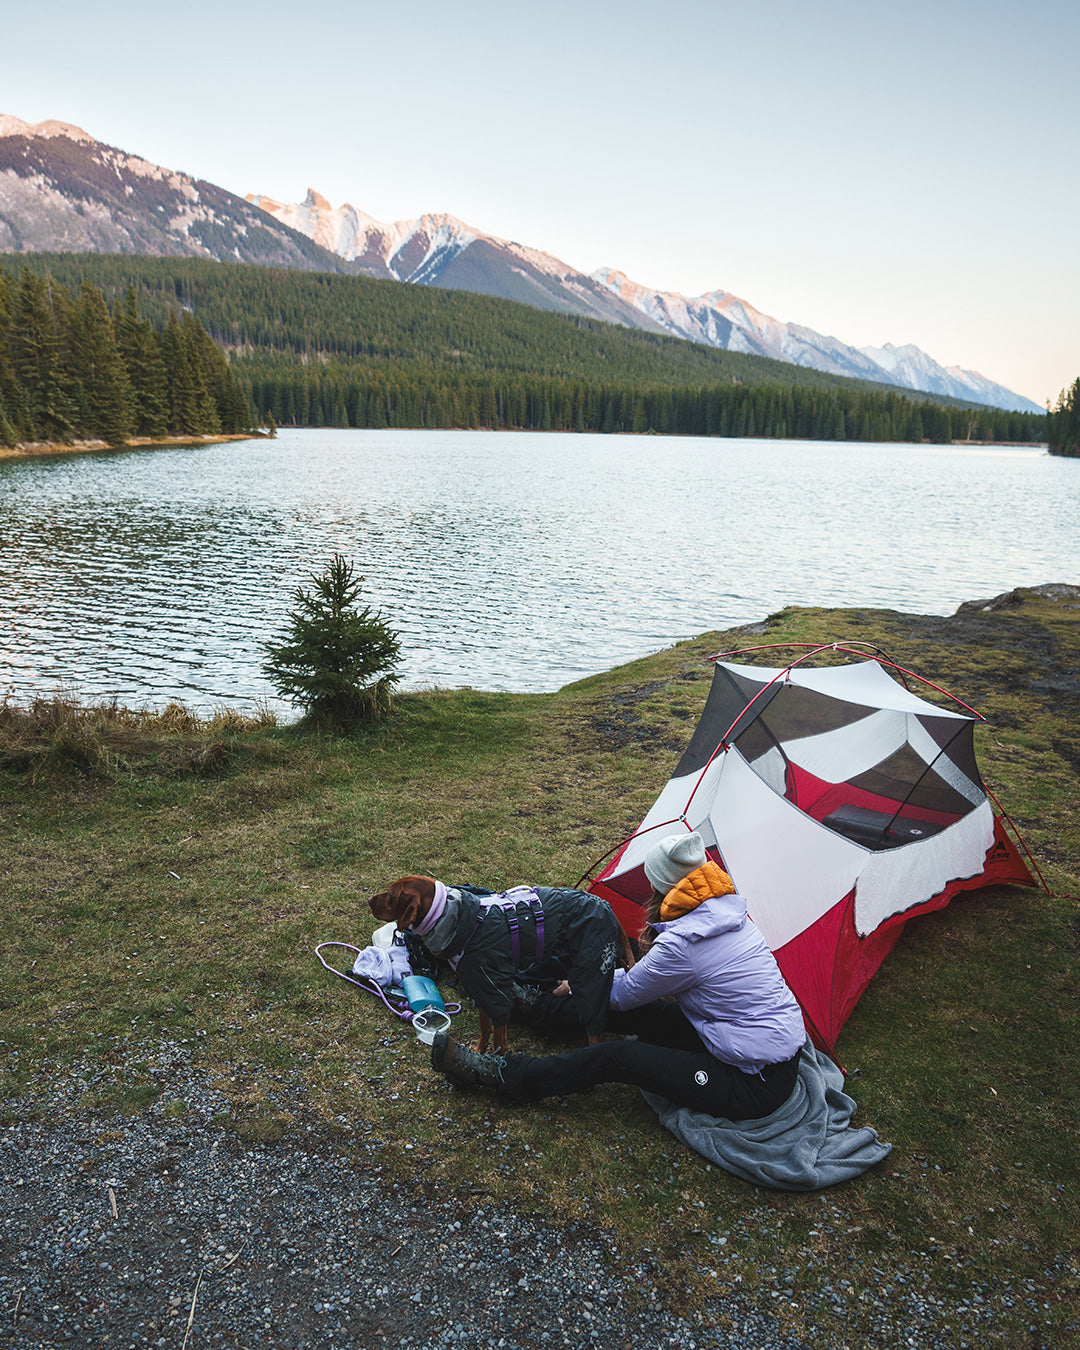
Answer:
(644, 831, 707, 893)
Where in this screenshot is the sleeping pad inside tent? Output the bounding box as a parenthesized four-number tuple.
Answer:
(588, 653, 1037, 1050)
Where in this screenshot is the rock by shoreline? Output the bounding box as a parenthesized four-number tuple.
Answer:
(955, 582, 1080, 612)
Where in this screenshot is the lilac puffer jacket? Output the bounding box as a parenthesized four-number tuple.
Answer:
(610, 878, 805, 1075)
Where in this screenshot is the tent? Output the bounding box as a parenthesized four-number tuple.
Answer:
(588, 644, 1039, 1050)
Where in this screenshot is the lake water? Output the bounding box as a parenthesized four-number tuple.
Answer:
(2, 429, 1077, 713)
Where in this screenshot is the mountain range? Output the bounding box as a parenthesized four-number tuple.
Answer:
(0, 116, 1042, 414)
(249, 189, 1041, 414)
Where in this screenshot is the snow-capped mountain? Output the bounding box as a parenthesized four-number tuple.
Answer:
(857, 342, 1036, 409)
(592, 269, 889, 381)
(0, 116, 348, 272)
(245, 191, 473, 279)
(253, 190, 1041, 414)
(245, 189, 666, 332)
(591, 269, 1043, 414)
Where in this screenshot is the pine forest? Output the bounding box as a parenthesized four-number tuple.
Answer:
(1047, 377, 1080, 456)
(0, 255, 1049, 448)
(0, 267, 250, 448)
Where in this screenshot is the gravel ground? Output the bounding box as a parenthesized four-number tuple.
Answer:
(0, 1042, 1067, 1350)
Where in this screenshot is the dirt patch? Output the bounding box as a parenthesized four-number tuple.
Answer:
(584, 681, 679, 753)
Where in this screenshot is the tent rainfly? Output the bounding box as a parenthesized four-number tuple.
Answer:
(588, 645, 1038, 1050)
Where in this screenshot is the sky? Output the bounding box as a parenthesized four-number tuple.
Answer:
(3, 0, 1077, 406)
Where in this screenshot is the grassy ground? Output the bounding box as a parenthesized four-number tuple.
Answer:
(1, 588, 1077, 1346)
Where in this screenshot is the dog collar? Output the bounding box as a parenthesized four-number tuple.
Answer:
(414, 879, 447, 936)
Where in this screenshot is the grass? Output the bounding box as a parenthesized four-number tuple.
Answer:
(1, 589, 1078, 1346)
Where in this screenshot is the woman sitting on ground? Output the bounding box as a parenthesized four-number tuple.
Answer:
(430, 831, 806, 1121)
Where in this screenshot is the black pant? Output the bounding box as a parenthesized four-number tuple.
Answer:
(498, 1002, 800, 1122)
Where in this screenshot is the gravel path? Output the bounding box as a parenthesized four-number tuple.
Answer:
(0, 1042, 1065, 1350)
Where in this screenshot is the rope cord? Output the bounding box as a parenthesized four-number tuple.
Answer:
(314, 941, 462, 1021)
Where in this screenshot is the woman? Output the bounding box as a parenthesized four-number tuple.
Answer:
(430, 831, 806, 1121)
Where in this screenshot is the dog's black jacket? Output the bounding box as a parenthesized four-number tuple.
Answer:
(435, 886, 620, 1037)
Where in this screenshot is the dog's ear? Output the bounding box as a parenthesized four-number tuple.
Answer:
(393, 887, 423, 930)
(390, 875, 436, 930)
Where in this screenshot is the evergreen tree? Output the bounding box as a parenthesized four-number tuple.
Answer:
(179, 311, 223, 434)
(114, 287, 171, 439)
(182, 311, 248, 433)
(9, 270, 76, 441)
(71, 280, 135, 446)
(1048, 378, 1080, 456)
(0, 273, 22, 446)
(161, 312, 216, 434)
(262, 555, 402, 729)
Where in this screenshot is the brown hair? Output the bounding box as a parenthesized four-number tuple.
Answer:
(636, 888, 667, 954)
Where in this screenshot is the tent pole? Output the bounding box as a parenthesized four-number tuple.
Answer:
(574, 816, 689, 891)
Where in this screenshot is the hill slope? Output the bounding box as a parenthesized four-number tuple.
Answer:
(0, 116, 350, 273)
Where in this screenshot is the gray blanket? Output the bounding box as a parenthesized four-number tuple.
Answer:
(641, 1040, 892, 1191)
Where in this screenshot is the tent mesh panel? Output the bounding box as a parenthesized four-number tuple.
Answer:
(683, 662, 984, 851)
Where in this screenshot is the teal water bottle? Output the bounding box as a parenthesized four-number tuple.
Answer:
(402, 974, 445, 1014)
(403, 975, 451, 1045)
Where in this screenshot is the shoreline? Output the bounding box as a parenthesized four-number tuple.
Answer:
(0, 431, 267, 462)
(0, 430, 1048, 463)
(3, 584, 1076, 719)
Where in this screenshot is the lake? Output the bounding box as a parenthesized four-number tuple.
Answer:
(1, 429, 1077, 714)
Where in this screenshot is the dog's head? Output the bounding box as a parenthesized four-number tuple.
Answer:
(368, 875, 438, 931)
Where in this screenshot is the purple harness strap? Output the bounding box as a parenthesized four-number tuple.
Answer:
(457, 887, 545, 971)
(497, 890, 545, 968)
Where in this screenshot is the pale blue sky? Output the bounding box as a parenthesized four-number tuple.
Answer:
(4, 0, 1076, 404)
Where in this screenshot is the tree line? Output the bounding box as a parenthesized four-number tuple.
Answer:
(0, 254, 1048, 447)
(1048, 378, 1080, 456)
(0, 267, 251, 448)
(4, 253, 854, 393)
(235, 354, 1043, 445)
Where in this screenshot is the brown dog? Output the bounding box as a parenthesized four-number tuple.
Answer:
(368, 874, 632, 1054)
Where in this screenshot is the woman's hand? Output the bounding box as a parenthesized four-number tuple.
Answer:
(552, 979, 572, 997)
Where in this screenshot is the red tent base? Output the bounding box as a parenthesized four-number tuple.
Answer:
(774, 814, 1036, 1051)
(592, 814, 1036, 1053)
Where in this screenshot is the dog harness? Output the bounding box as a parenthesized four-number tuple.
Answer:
(403, 882, 619, 1036)
(484, 887, 546, 968)
(451, 886, 545, 972)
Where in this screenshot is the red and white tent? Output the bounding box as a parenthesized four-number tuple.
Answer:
(588, 645, 1038, 1050)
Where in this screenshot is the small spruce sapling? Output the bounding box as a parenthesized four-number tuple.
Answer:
(262, 555, 401, 728)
